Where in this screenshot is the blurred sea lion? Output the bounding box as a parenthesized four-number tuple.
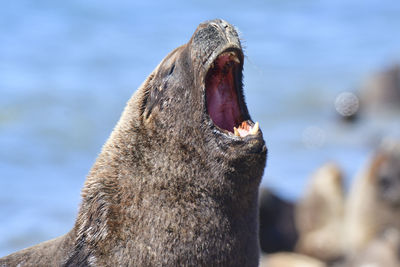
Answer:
(0, 19, 267, 266)
(347, 228, 400, 267)
(295, 162, 346, 263)
(345, 139, 400, 256)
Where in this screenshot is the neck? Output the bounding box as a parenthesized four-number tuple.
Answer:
(73, 90, 262, 266)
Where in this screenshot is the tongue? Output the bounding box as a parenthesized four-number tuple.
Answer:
(206, 55, 243, 132)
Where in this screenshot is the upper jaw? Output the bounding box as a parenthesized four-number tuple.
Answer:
(204, 46, 244, 77)
(203, 46, 261, 141)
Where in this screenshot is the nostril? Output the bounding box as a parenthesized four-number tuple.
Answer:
(211, 20, 229, 31)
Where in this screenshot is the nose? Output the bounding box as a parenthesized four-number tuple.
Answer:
(191, 19, 242, 63)
(210, 19, 230, 31)
(207, 19, 238, 45)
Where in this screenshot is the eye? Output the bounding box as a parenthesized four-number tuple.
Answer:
(379, 175, 392, 192)
(168, 64, 175, 76)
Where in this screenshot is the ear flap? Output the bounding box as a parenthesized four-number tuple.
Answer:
(140, 49, 181, 120)
(139, 73, 155, 119)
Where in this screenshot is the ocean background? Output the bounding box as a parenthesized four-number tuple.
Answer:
(1, 0, 400, 257)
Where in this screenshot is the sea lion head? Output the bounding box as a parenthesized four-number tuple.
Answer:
(375, 143, 400, 207)
(71, 20, 266, 266)
(139, 19, 266, 187)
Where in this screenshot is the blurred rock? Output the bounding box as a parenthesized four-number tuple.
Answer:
(260, 252, 327, 267)
(345, 139, 400, 256)
(359, 64, 400, 112)
(295, 162, 346, 263)
(335, 64, 400, 123)
(259, 188, 298, 253)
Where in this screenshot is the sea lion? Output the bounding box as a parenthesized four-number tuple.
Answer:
(295, 162, 346, 263)
(0, 19, 266, 266)
(345, 139, 400, 256)
(347, 228, 400, 267)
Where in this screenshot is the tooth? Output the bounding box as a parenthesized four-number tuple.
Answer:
(234, 127, 240, 137)
(250, 122, 259, 135)
(227, 52, 240, 64)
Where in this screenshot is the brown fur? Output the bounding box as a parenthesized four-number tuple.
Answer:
(0, 19, 266, 267)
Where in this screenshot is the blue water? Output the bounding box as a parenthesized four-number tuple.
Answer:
(1, 0, 400, 257)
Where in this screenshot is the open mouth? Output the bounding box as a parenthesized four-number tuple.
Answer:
(205, 50, 259, 138)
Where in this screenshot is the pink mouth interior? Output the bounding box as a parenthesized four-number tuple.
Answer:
(206, 54, 243, 133)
